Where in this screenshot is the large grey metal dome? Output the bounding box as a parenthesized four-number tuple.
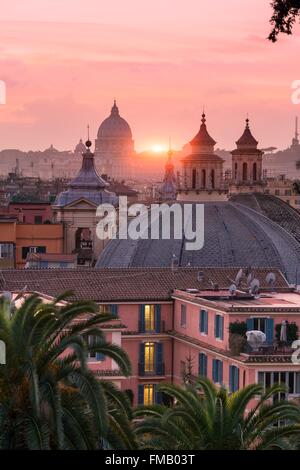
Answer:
(97, 100, 132, 140)
(96, 198, 300, 284)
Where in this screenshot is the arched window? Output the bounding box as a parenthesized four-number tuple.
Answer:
(211, 169, 215, 189)
(201, 169, 206, 188)
(253, 162, 257, 181)
(234, 163, 238, 181)
(242, 162, 247, 181)
(192, 169, 197, 189)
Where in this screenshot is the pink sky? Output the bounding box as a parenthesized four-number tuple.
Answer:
(0, 0, 300, 152)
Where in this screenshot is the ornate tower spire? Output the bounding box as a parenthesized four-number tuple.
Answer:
(158, 141, 177, 201)
(111, 99, 119, 116)
(230, 117, 264, 193)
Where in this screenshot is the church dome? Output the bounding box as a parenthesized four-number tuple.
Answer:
(96, 197, 300, 284)
(97, 100, 132, 140)
(74, 138, 86, 154)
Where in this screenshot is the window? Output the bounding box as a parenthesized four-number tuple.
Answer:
(138, 384, 163, 405)
(199, 353, 207, 377)
(247, 318, 274, 344)
(86, 335, 105, 361)
(22, 246, 46, 259)
(275, 189, 280, 196)
(192, 169, 197, 189)
(180, 304, 187, 328)
(242, 162, 247, 181)
(253, 317, 267, 333)
(143, 384, 154, 405)
(144, 342, 155, 373)
(145, 305, 155, 332)
(34, 215, 43, 224)
(253, 162, 257, 181)
(212, 359, 223, 384)
(229, 365, 239, 393)
(215, 314, 224, 340)
(258, 371, 300, 396)
(139, 342, 164, 376)
(0, 243, 14, 259)
(199, 309, 208, 334)
(139, 305, 161, 333)
(285, 190, 292, 196)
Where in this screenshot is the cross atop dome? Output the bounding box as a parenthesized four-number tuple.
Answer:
(111, 99, 119, 117)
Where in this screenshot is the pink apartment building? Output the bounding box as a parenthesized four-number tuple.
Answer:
(2, 267, 300, 407)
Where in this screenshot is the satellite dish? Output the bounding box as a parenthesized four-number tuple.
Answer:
(266, 272, 276, 287)
(229, 284, 237, 296)
(197, 271, 205, 282)
(235, 268, 243, 286)
(249, 278, 260, 295)
(247, 272, 253, 286)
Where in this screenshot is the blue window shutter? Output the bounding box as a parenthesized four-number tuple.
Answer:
(110, 305, 118, 317)
(199, 311, 202, 332)
(96, 352, 105, 361)
(215, 315, 219, 338)
(246, 318, 254, 330)
(235, 367, 239, 391)
(219, 361, 223, 384)
(229, 366, 233, 392)
(220, 316, 224, 340)
(155, 342, 163, 375)
(212, 359, 217, 382)
(139, 343, 145, 375)
(155, 386, 163, 404)
(199, 353, 207, 377)
(138, 385, 144, 405)
(205, 311, 208, 334)
(266, 318, 274, 344)
(139, 305, 145, 333)
(155, 305, 161, 333)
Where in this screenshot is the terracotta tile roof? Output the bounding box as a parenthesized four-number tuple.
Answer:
(0, 267, 290, 303)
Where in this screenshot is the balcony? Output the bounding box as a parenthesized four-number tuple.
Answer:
(246, 343, 295, 363)
(138, 320, 166, 334)
(138, 362, 165, 376)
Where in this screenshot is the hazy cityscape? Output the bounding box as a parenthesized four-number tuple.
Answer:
(2, 0, 300, 457)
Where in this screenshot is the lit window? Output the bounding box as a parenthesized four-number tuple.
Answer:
(143, 384, 154, 405)
(144, 305, 155, 332)
(144, 342, 155, 372)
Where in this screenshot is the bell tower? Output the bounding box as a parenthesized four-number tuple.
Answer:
(230, 118, 265, 194)
(177, 113, 227, 201)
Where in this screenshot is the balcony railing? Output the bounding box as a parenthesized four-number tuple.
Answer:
(138, 362, 165, 376)
(138, 320, 166, 334)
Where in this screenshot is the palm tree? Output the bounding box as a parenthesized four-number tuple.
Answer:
(134, 377, 300, 450)
(0, 292, 136, 449)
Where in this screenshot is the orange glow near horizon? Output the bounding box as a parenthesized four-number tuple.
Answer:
(0, 1, 300, 152)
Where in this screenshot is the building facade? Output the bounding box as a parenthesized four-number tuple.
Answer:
(2, 267, 300, 407)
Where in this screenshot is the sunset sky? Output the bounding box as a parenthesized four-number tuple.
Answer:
(0, 0, 300, 152)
